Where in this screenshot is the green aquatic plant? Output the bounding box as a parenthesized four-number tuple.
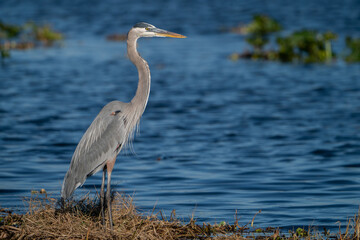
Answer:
(0, 21, 22, 39)
(245, 15, 283, 35)
(244, 15, 282, 56)
(0, 48, 10, 58)
(229, 14, 350, 64)
(276, 30, 337, 63)
(230, 14, 282, 35)
(25, 22, 63, 44)
(323, 31, 337, 60)
(344, 36, 360, 62)
(0, 21, 63, 59)
(276, 36, 299, 62)
(238, 28, 338, 63)
(246, 35, 268, 54)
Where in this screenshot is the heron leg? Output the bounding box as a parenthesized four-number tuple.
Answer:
(100, 167, 106, 226)
(106, 171, 113, 229)
(106, 157, 116, 230)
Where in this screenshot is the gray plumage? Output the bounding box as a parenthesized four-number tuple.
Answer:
(133, 22, 155, 29)
(61, 101, 127, 199)
(61, 22, 186, 229)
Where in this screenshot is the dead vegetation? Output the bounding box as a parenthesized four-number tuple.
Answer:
(0, 193, 360, 239)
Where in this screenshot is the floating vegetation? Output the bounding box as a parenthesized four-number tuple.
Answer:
(230, 15, 282, 61)
(0, 20, 63, 59)
(0, 22, 21, 39)
(106, 33, 127, 42)
(344, 36, 360, 62)
(1, 193, 360, 239)
(244, 15, 282, 56)
(230, 15, 281, 36)
(0, 48, 10, 58)
(230, 14, 359, 63)
(242, 15, 283, 35)
(276, 30, 337, 63)
(27, 22, 63, 44)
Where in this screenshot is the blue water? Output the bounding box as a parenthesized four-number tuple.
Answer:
(1, 0, 360, 230)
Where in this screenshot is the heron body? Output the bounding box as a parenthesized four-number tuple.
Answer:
(61, 101, 128, 199)
(61, 22, 185, 229)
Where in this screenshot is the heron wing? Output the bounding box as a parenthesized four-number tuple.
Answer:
(62, 101, 127, 199)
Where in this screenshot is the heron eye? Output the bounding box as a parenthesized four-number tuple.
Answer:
(145, 27, 150, 31)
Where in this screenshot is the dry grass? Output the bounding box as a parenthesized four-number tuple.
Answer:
(0, 193, 244, 240)
(1, 193, 360, 239)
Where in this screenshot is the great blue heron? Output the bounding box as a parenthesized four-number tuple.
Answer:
(61, 22, 186, 229)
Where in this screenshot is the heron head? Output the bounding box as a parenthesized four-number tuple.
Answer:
(131, 22, 186, 38)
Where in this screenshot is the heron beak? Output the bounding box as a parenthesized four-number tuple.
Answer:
(152, 28, 186, 38)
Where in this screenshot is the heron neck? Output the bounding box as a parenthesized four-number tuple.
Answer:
(128, 36, 151, 116)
